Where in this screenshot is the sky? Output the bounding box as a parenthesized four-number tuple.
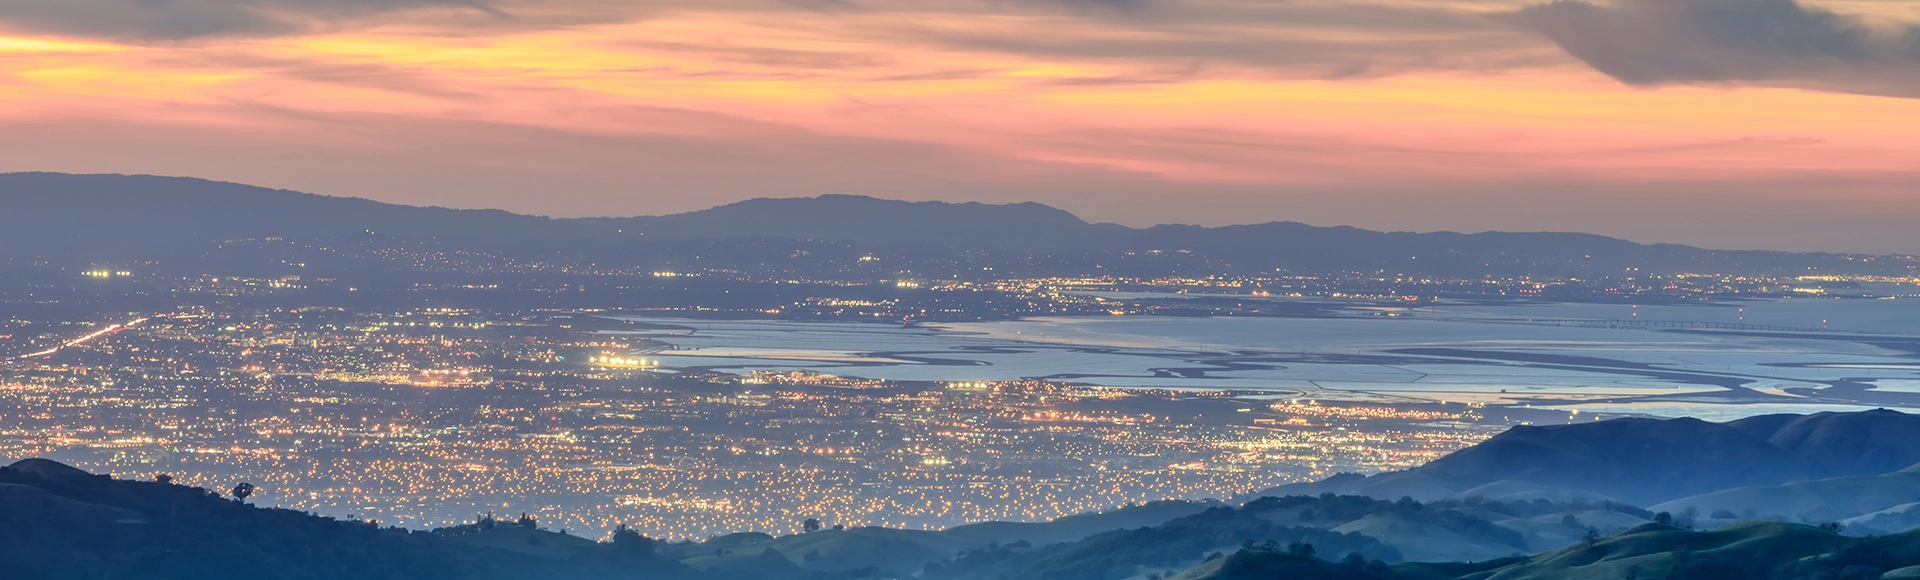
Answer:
(1, 0, 1918, 253)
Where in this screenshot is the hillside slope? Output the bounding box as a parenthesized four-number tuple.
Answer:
(1245, 410, 1920, 506)
(1652, 464, 1920, 525)
(0, 458, 701, 580)
(1482, 522, 1920, 580)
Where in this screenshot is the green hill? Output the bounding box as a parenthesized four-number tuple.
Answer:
(1481, 522, 1920, 580)
(1651, 465, 1920, 524)
(1162, 548, 1523, 580)
(1171, 549, 1391, 580)
(1844, 503, 1920, 535)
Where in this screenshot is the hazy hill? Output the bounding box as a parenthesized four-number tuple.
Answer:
(1171, 550, 1524, 580)
(1168, 520, 1920, 580)
(3, 172, 1912, 277)
(0, 172, 577, 260)
(1731, 409, 1920, 475)
(1843, 502, 1920, 536)
(575, 194, 1091, 246)
(1651, 463, 1920, 526)
(1245, 410, 1920, 506)
(1169, 549, 1392, 580)
(1479, 521, 1920, 580)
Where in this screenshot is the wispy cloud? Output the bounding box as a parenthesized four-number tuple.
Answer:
(0, 0, 512, 41)
(1, 0, 1918, 253)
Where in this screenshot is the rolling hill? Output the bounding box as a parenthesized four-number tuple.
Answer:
(1244, 410, 1920, 506)
(0, 458, 702, 580)
(1479, 521, 1920, 580)
(16, 407, 1920, 580)
(1651, 463, 1920, 526)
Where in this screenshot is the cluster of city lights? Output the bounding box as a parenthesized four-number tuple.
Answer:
(589, 354, 657, 368)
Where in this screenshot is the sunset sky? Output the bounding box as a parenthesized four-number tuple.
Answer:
(2, 0, 1918, 252)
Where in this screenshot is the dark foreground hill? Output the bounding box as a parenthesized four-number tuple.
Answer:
(917, 494, 1657, 580)
(0, 458, 704, 580)
(1247, 410, 1920, 506)
(2, 172, 1911, 277)
(12, 444, 1920, 580)
(0, 456, 1646, 580)
(0, 455, 1217, 580)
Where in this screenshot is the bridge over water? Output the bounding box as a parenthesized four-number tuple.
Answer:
(1430, 317, 1833, 334)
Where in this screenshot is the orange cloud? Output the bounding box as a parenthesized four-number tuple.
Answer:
(0, 0, 1916, 251)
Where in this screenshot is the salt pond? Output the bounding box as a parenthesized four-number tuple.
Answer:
(607, 297, 1920, 419)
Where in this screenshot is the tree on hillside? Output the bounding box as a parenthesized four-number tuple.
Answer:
(231, 482, 255, 503)
(612, 524, 655, 556)
(517, 513, 537, 529)
(1286, 541, 1315, 558)
(1342, 552, 1367, 569)
(154, 474, 172, 484)
(804, 518, 822, 532)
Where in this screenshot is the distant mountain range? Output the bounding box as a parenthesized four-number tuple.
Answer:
(3, 172, 1913, 277)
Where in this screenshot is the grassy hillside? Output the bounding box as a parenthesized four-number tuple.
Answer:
(1651, 467, 1920, 524)
(1482, 522, 1920, 580)
(1844, 503, 1920, 535)
(1171, 549, 1391, 580)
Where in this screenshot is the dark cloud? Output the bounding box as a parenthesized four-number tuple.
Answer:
(1507, 0, 1920, 96)
(0, 0, 505, 40)
(0, 0, 1550, 81)
(884, 1, 1556, 79)
(913, 27, 1552, 80)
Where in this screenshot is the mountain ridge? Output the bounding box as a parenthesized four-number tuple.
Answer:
(1243, 410, 1920, 506)
(4, 172, 1914, 277)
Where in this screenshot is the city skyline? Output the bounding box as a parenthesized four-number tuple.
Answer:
(1, 0, 1918, 253)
